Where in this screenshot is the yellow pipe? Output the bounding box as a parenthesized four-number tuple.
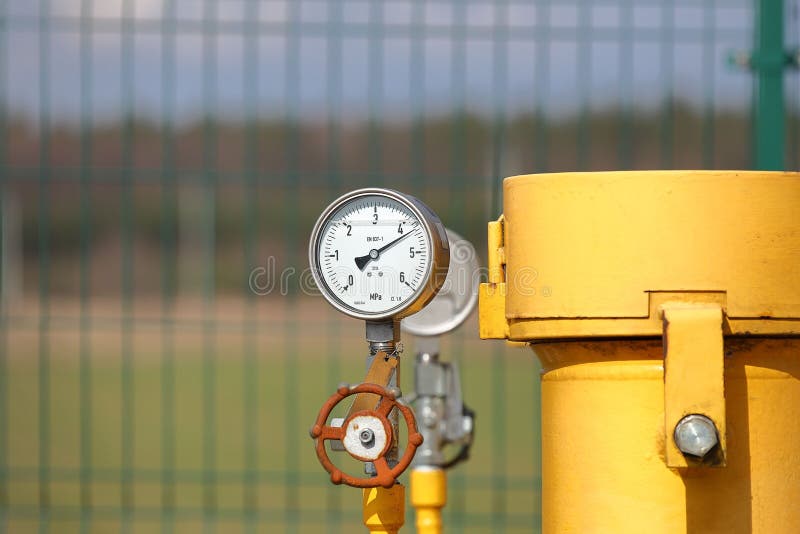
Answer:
(535, 338, 800, 532)
(410, 468, 447, 534)
(362, 484, 405, 534)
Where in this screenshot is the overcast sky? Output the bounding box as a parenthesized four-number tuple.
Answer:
(3, 0, 798, 124)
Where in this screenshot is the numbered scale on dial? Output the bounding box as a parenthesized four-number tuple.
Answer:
(309, 188, 450, 321)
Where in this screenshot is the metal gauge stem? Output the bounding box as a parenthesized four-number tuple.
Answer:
(309, 188, 450, 322)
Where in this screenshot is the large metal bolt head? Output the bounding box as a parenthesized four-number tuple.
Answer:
(673, 414, 719, 458)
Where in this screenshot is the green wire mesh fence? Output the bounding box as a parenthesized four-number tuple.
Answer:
(0, 0, 797, 532)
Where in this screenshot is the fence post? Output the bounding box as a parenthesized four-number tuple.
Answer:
(754, 0, 786, 170)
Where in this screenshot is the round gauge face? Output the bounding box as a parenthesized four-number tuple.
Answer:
(310, 189, 448, 320)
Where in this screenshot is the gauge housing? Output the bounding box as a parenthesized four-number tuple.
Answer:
(401, 228, 479, 337)
(309, 188, 450, 321)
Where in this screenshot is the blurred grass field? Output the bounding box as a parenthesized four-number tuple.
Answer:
(1, 296, 541, 533)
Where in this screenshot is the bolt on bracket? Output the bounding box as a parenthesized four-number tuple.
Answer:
(661, 303, 726, 468)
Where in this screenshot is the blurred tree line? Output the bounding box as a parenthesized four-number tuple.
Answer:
(1, 102, 766, 296)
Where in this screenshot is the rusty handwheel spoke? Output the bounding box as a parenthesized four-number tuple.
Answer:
(376, 396, 395, 418)
(372, 456, 395, 488)
(319, 425, 344, 441)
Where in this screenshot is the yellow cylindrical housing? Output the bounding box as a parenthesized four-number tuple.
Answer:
(478, 171, 800, 533)
(362, 485, 405, 534)
(537, 338, 800, 532)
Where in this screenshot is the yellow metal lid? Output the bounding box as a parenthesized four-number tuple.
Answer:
(479, 170, 800, 340)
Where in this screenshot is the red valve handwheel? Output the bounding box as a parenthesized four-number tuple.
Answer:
(309, 383, 423, 488)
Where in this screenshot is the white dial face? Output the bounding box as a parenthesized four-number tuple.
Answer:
(314, 194, 432, 316)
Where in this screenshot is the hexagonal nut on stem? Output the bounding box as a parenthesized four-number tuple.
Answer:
(359, 428, 375, 446)
(673, 414, 719, 458)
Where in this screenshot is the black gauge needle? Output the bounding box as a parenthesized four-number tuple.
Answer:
(354, 230, 416, 271)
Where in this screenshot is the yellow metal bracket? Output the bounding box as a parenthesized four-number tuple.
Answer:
(486, 216, 505, 284)
(661, 303, 726, 468)
(479, 216, 509, 339)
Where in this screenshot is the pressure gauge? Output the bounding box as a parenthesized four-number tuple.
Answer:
(309, 188, 450, 321)
(401, 229, 479, 337)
